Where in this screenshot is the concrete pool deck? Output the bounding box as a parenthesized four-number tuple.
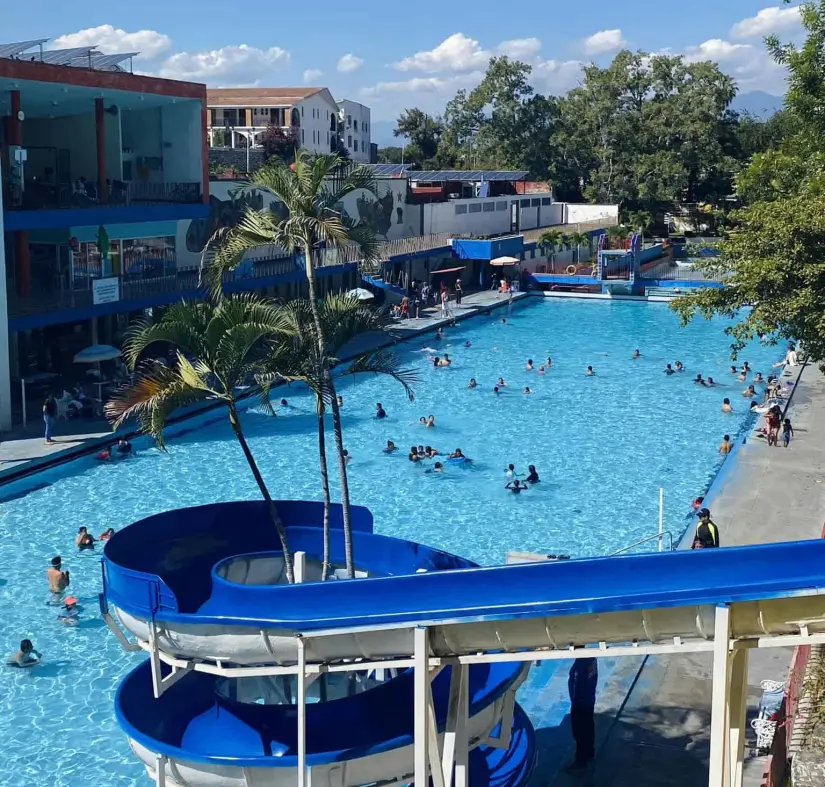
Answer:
(0, 289, 527, 484)
(548, 362, 825, 787)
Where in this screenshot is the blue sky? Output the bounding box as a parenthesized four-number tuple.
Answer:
(6, 1, 803, 124)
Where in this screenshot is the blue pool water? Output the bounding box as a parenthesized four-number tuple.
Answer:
(0, 298, 779, 785)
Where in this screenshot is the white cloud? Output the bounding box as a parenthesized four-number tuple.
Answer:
(583, 29, 627, 55)
(394, 33, 491, 73)
(360, 73, 483, 99)
(497, 38, 543, 60)
(684, 38, 788, 93)
(157, 44, 290, 84)
(303, 68, 324, 82)
(532, 59, 584, 94)
(337, 53, 364, 73)
(684, 39, 754, 62)
(51, 24, 171, 60)
(732, 5, 803, 38)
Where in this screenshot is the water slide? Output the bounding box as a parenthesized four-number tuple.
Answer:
(103, 501, 825, 787)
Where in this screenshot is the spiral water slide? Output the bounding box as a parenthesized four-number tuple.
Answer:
(103, 501, 825, 787)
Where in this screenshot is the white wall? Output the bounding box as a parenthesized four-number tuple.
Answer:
(295, 93, 338, 155)
(24, 114, 99, 183)
(338, 100, 371, 163)
(160, 100, 203, 183)
(0, 162, 10, 430)
(564, 203, 619, 224)
(121, 107, 163, 182)
(422, 192, 555, 236)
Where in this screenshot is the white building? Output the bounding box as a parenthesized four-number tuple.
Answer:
(337, 100, 371, 163)
(207, 88, 341, 155)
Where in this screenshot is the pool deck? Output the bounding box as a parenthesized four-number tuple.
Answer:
(548, 363, 825, 787)
(0, 289, 527, 484)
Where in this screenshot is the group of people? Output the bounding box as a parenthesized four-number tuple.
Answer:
(394, 279, 463, 321)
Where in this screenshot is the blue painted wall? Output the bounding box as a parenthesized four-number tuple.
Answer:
(452, 236, 524, 260)
(4, 202, 210, 232)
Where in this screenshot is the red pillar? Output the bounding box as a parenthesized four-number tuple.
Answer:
(201, 102, 210, 204)
(95, 98, 108, 203)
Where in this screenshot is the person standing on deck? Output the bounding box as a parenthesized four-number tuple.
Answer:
(454, 279, 463, 306)
(566, 658, 598, 772)
(692, 508, 720, 549)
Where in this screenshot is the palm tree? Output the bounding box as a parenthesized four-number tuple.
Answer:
(537, 229, 564, 264)
(104, 295, 298, 583)
(564, 231, 591, 265)
(606, 225, 624, 250)
(209, 151, 381, 578)
(262, 294, 417, 578)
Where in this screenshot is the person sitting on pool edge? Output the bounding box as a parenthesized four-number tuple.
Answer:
(384, 441, 397, 454)
(8, 639, 42, 668)
(76, 527, 95, 550)
(506, 479, 529, 493)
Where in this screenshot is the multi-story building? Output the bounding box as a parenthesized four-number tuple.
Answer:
(207, 88, 341, 155)
(337, 100, 371, 163)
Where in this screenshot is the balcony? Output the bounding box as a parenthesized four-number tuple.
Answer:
(3, 179, 203, 212)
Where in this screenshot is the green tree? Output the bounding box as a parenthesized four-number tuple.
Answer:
(265, 295, 416, 579)
(537, 228, 564, 261)
(377, 146, 405, 164)
(394, 108, 443, 167)
(210, 151, 380, 578)
(104, 296, 297, 582)
(565, 231, 591, 264)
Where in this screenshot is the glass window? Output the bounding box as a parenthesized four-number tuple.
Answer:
(520, 198, 530, 207)
(122, 236, 176, 277)
(455, 204, 468, 215)
(347, 114, 351, 127)
(301, 106, 304, 117)
(302, 129, 305, 143)
(354, 140, 358, 152)
(531, 198, 541, 207)
(469, 203, 482, 213)
(541, 197, 552, 205)
(348, 135, 352, 147)
(483, 202, 495, 212)
(354, 120, 358, 131)
(496, 201, 508, 211)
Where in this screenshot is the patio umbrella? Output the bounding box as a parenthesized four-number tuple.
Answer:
(74, 344, 122, 363)
(346, 287, 375, 300)
(490, 256, 520, 265)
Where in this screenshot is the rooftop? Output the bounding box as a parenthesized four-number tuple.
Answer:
(0, 37, 135, 72)
(207, 87, 327, 107)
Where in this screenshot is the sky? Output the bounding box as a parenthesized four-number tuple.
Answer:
(5, 1, 804, 132)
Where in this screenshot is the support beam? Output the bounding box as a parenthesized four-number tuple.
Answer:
(708, 604, 732, 787)
(728, 648, 749, 787)
(155, 754, 167, 787)
(297, 636, 308, 787)
(414, 627, 431, 786)
(95, 98, 108, 202)
(442, 663, 469, 787)
(201, 102, 210, 204)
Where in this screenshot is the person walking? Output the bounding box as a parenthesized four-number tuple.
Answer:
(440, 288, 450, 318)
(455, 279, 463, 306)
(566, 658, 598, 772)
(43, 393, 58, 445)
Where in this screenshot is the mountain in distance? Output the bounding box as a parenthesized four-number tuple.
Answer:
(730, 91, 784, 116)
(370, 120, 399, 148)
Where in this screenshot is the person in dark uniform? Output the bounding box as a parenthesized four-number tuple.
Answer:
(567, 657, 598, 771)
(692, 508, 720, 549)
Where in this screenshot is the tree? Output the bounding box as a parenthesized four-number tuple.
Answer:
(377, 146, 405, 164)
(394, 108, 443, 167)
(266, 296, 417, 578)
(565, 231, 591, 264)
(210, 151, 380, 578)
(260, 124, 299, 163)
(537, 229, 564, 261)
(104, 296, 297, 582)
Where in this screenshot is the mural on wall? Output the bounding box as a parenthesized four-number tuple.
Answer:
(176, 178, 414, 269)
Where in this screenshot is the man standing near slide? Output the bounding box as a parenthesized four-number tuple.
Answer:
(567, 657, 598, 772)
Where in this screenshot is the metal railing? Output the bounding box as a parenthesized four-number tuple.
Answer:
(2, 179, 203, 210)
(642, 260, 728, 283)
(608, 530, 675, 556)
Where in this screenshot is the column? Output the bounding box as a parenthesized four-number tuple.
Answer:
(9, 90, 30, 298)
(0, 162, 12, 430)
(95, 98, 108, 203)
(201, 104, 210, 204)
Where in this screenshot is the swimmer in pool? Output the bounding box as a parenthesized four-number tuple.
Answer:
(8, 639, 41, 668)
(707, 377, 717, 386)
(546, 357, 552, 368)
(586, 366, 595, 376)
(441, 354, 452, 366)
(526, 359, 534, 371)
(76, 526, 95, 550)
(419, 417, 427, 426)
(468, 378, 478, 388)
(464, 341, 472, 347)
(722, 398, 733, 413)
(524, 387, 533, 394)
(58, 596, 80, 626)
(493, 386, 500, 395)
(675, 361, 685, 372)
(409, 446, 420, 462)
(501, 318, 507, 324)
(719, 435, 733, 455)
(376, 402, 387, 419)
(506, 463, 517, 477)
(99, 527, 116, 541)
(506, 479, 528, 493)
(538, 366, 545, 375)
(695, 374, 706, 386)
(417, 444, 426, 456)
(425, 446, 441, 458)
(730, 365, 738, 375)
(426, 415, 436, 428)
(526, 464, 540, 483)
(343, 449, 351, 465)
(742, 384, 756, 398)
(743, 361, 751, 373)
(633, 349, 641, 359)
(497, 377, 507, 387)
(436, 328, 444, 340)
(755, 372, 764, 383)
(280, 399, 289, 407)
(384, 441, 397, 454)
(426, 462, 444, 474)
(47, 556, 70, 596)
(449, 448, 464, 459)
(665, 364, 675, 375)
(737, 370, 747, 382)
(433, 356, 440, 368)
(337, 395, 344, 408)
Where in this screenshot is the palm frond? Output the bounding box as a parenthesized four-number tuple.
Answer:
(323, 164, 378, 205)
(121, 304, 208, 369)
(345, 221, 382, 267)
(338, 349, 418, 402)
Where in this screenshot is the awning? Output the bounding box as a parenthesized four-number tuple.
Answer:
(430, 266, 465, 275)
(490, 256, 520, 265)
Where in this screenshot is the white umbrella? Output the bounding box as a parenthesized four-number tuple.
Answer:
(490, 256, 520, 265)
(346, 287, 375, 301)
(74, 344, 122, 363)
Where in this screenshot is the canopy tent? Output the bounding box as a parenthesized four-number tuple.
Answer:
(429, 266, 465, 275)
(490, 256, 520, 266)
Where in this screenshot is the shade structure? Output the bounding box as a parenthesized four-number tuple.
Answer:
(74, 344, 121, 363)
(346, 288, 375, 301)
(430, 266, 465, 275)
(490, 256, 520, 266)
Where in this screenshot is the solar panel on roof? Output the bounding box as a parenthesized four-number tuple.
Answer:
(0, 38, 48, 59)
(41, 47, 98, 65)
(409, 170, 529, 183)
(364, 164, 411, 177)
(75, 52, 138, 71)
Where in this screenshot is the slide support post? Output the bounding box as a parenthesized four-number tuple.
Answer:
(728, 648, 749, 787)
(415, 627, 432, 787)
(442, 663, 469, 787)
(708, 604, 732, 787)
(298, 636, 309, 787)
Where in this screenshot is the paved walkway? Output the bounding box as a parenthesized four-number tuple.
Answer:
(548, 364, 825, 787)
(0, 289, 528, 483)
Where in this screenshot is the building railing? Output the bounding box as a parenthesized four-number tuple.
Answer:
(2, 179, 203, 211)
(641, 260, 728, 282)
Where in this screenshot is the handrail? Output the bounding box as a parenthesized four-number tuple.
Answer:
(608, 530, 674, 557)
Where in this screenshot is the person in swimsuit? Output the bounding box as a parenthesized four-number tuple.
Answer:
(524, 387, 533, 394)
(706, 377, 716, 386)
(526, 465, 540, 483)
(426, 415, 436, 428)
(546, 357, 552, 368)
(526, 359, 534, 371)
(586, 366, 595, 376)
(506, 463, 517, 477)
(76, 527, 95, 550)
(384, 441, 397, 454)
(47, 556, 70, 596)
(8, 639, 41, 668)
(497, 377, 507, 387)
(409, 446, 421, 462)
(718, 435, 733, 455)
(337, 395, 344, 408)
(632, 349, 641, 359)
(99, 528, 116, 541)
(783, 418, 794, 447)
(468, 378, 478, 388)
(538, 366, 546, 375)
(665, 364, 675, 375)
(57, 597, 80, 626)
(695, 374, 706, 386)
(766, 409, 782, 446)
(376, 403, 387, 419)
(721, 398, 733, 413)
(506, 479, 528, 493)
(493, 386, 500, 395)
(449, 448, 466, 459)
(675, 361, 685, 372)
(742, 384, 756, 398)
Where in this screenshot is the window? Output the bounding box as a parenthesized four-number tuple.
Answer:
(122, 236, 176, 276)
(455, 204, 468, 215)
(531, 198, 541, 207)
(347, 114, 351, 127)
(496, 201, 508, 211)
(469, 203, 482, 214)
(520, 198, 530, 207)
(541, 197, 552, 205)
(354, 120, 358, 131)
(354, 140, 358, 152)
(327, 132, 330, 144)
(483, 202, 495, 212)
(348, 135, 352, 147)
(326, 110, 329, 119)
(302, 129, 305, 143)
(301, 106, 304, 117)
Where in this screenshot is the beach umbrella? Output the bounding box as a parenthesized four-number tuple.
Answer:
(346, 287, 375, 301)
(74, 344, 121, 363)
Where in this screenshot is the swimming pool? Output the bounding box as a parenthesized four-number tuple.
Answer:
(0, 298, 779, 785)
